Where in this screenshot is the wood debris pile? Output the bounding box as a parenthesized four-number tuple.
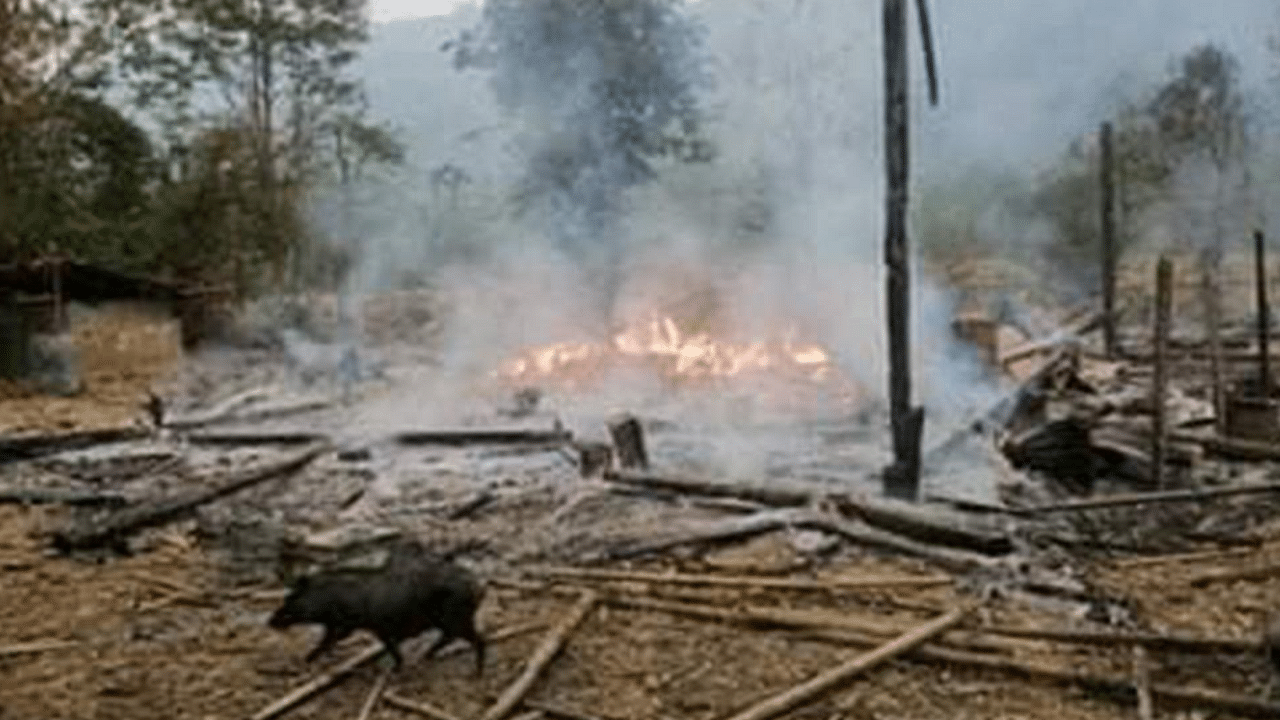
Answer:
(5, 278, 1280, 719)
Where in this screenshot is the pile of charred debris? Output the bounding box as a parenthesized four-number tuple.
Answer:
(6, 284, 1280, 720)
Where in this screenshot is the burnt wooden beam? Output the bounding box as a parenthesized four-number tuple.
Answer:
(393, 429, 572, 447)
(51, 444, 327, 553)
(0, 488, 128, 508)
(0, 427, 151, 465)
(604, 470, 1012, 556)
(184, 432, 329, 446)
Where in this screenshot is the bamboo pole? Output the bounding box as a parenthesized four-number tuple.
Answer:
(251, 643, 385, 720)
(721, 608, 967, 720)
(250, 622, 544, 720)
(803, 628, 1280, 719)
(354, 668, 390, 720)
(527, 566, 952, 592)
(383, 693, 464, 720)
(478, 591, 598, 720)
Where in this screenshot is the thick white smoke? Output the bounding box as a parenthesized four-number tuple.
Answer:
(329, 0, 1036, 497)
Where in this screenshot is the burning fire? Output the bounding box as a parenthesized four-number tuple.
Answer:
(496, 314, 862, 406)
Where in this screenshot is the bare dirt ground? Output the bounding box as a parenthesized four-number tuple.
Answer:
(4, 272, 1280, 720)
(0, 500, 1174, 720)
(4, 473, 1280, 720)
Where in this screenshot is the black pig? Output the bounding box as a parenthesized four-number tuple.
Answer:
(268, 556, 485, 674)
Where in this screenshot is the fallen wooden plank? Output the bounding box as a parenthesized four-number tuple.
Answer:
(833, 495, 1013, 555)
(976, 345, 1077, 432)
(1172, 430, 1280, 462)
(980, 625, 1259, 653)
(51, 444, 328, 553)
(604, 471, 1011, 556)
(182, 432, 329, 446)
(721, 607, 968, 720)
(39, 451, 180, 484)
(794, 514, 995, 574)
(393, 429, 573, 447)
(604, 469, 812, 506)
(1023, 480, 1280, 514)
(1000, 337, 1071, 367)
(0, 488, 128, 508)
(0, 639, 80, 657)
(0, 427, 151, 465)
(1188, 561, 1280, 588)
(478, 591, 598, 720)
(589, 509, 807, 562)
(600, 595, 1016, 655)
(165, 396, 333, 431)
(1110, 547, 1254, 569)
(527, 566, 953, 592)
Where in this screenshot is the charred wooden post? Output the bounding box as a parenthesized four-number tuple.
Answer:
(1201, 250, 1226, 436)
(1153, 257, 1173, 490)
(1099, 122, 1117, 358)
(145, 392, 165, 429)
(576, 442, 614, 478)
(1256, 229, 1272, 398)
(882, 0, 921, 500)
(606, 415, 649, 471)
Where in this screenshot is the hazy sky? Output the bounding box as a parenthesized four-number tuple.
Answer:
(371, 0, 469, 23)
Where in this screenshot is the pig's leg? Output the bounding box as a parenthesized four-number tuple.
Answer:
(375, 635, 404, 669)
(305, 625, 353, 662)
(423, 631, 457, 659)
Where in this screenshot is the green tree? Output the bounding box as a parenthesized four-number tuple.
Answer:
(0, 0, 124, 259)
(88, 0, 392, 290)
(1028, 44, 1248, 278)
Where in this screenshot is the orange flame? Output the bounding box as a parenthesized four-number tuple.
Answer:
(495, 314, 861, 406)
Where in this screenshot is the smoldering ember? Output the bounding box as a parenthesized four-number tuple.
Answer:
(7, 2, 1280, 720)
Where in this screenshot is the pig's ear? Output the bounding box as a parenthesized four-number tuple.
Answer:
(293, 575, 312, 591)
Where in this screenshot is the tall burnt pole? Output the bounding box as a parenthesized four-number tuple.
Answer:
(881, 0, 937, 501)
(1099, 122, 1117, 358)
